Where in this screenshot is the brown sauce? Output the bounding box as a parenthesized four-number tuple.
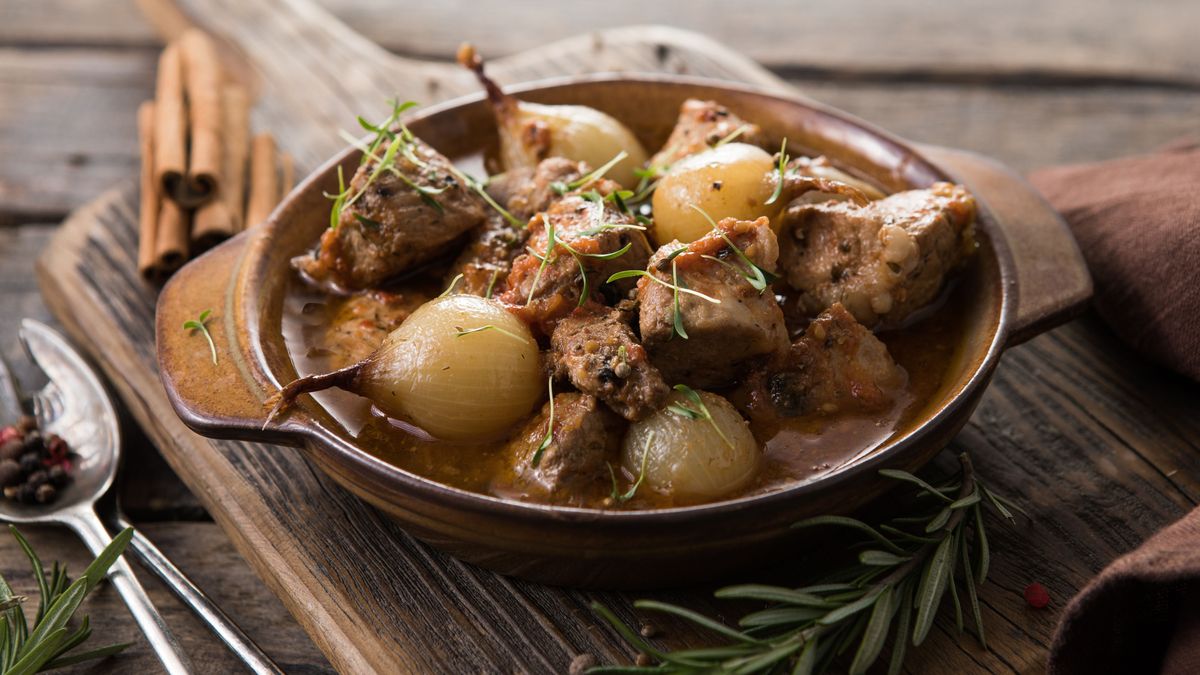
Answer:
(279, 152, 971, 510)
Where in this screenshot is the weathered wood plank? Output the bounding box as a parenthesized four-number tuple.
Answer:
(0, 522, 331, 674)
(2, 46, 1198, 222)
(4, 0, 1199, 85)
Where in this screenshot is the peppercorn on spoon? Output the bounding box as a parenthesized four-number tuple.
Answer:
(0, 320, 192, 674)
(0, 320, 283, 675)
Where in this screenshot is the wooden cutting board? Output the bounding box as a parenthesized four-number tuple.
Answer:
(33, 0, 1126, 672)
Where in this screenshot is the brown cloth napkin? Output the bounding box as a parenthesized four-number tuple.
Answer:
(1029, 141, 1200, 674)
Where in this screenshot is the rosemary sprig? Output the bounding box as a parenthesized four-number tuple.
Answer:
(764, 138, 790, 206)
(591, 453, 1016, 675)
(183, 309, 217, 365)
(552, 151, 629, 195)
(531, 376, 555, 468)
(667, 384, 733, 450)
(1, 526, 134, 674)
(608, 431, 654, 503)
(688, 204, 778, 293)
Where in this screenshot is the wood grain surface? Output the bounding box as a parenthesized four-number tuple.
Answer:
(3, 0, 1199, 672)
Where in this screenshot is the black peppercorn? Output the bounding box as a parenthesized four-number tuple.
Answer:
(18, 452, 40, 474)
(22, 431, 44, 454)
(34, 483, 56, 504)
(48, 464, 68, 488)
(26, 470, 48, 488)
(16, 483, 36, 504)
(0, 459, 20, 487)
(0, 439, 22, 461)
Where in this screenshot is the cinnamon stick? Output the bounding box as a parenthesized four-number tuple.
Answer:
(192, 83, 249, 249)
(179, 29, 223, 207)
(154, 198, 190, 281)
(280, 152, 296, 200)
(153, 43, 187, 202)
(245, 133, 279, 229)
(136, 101, 161, 280)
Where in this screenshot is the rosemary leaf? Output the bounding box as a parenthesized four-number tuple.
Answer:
(818, 590, 879, 626)
(950, 490, 982, 510)
(739, 606, 826, 628)
(793, 516, 907, 555)
(635, 600, 762, 645)
(911, 534, 954, 646)
(924, 506, 952, 533)
(973, 504, 991, 584)
(794, 635, 819, 675)
(848, 584, 893, 675)
(858, 551, 909, 567)
(887, 583, 914, 675)
(878, 469, 954, 502)
(960, 527, 988, 649)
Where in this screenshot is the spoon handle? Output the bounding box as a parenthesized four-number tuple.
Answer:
(114, 516, 284, 675)
(65, 509, 192, 675)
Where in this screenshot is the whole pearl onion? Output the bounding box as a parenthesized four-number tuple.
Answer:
(355, 295, 543, 442)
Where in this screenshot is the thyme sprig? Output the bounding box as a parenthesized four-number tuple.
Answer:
(591, 453, 1017, 675)
(1, 526, 134, 674)
(552, 151, 629, 195)
(531, 376, 555, 468)
(667, 385, 733, 450)
(183, 309, 217, 365)
(689, 205, 778, 294)
(609, 431, 654, 503)
(764, 138, 791, 206)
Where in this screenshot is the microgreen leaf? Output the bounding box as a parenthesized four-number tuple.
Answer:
(531, 376, 554, 468)
(764, 137, 789, 206)
(452, 325, 527, 343)
(439, 273, 464, 298)
(609, 431, 653, 503)
(669, 385, 733, 449)
(688, 203, 777, 293)
(557, 151, 629, 194)
(182, 309, 217, 365)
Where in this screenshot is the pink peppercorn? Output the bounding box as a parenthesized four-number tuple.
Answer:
(1024, 582, 1050, 608)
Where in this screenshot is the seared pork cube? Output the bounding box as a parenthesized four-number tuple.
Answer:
(550, 305, 670, 421)
(778, 182, 976, 327)
(444, 213, 529, 297)
(500, 186, 652, 334)
(299, 137, 486, 289)
(486, 157, 587, 221)
(736, 303, 906, 422)
(649, 99, 765, 172)
(505, 393, 624, 499)
(638, 216, 789, 389)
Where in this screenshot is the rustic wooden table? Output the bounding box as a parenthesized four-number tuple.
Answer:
(2, 1, 1199, 673)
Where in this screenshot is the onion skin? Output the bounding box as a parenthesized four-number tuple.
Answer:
(651, 143, 782, 245)
(354, 295, 543, 442)
(621, 390, 759, 500)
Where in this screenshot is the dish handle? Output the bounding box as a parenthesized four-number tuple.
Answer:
(156, 234, 288, 443)
(919, 145, 1093, 346)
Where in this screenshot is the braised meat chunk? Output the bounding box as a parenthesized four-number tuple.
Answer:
(638, 216, 789, 389)
(649, 99, 764, 172)
(778, 182, 975, 328)
(550, 305, 670, 421)
(500, 185, 652, 334)
(486, 157, 587, 221)
(504, 393, 624, 501)
(444, 213, 529, 297)
(736, 303, 905, 422)
(299, 137, 486, 289)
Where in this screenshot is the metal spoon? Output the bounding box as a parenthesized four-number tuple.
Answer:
(2, 320, 281, 674)
(0, 320, 191, 673)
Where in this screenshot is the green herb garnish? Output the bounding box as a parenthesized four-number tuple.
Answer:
(607, 259, 720, 340)
(527, 224, 633, 309)
(592, 453, 1016, 675)
(668, 384, 733, 449)
(712, 123, 753, 148)
(484, 269, 500, 299)
(439, 273, 464, 297)
(0, 526, 135, 674)
(689, 204, 779, 293)
(764, 137, 790, 206)
(531, 376, 555, 468)
(446, 165, 525, 228)
(608, 431, 654, 503)
(453, 325, 526, 343)
(551, 151, 629, 195)
(183, 309, 217, 365)
(577, 221, 647, 237)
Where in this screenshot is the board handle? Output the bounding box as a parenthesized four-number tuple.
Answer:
(920, 145, 1093, 346)
(156, 234, 286, 442)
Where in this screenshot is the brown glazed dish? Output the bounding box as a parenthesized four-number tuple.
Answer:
(156, 75, 1090, 588)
